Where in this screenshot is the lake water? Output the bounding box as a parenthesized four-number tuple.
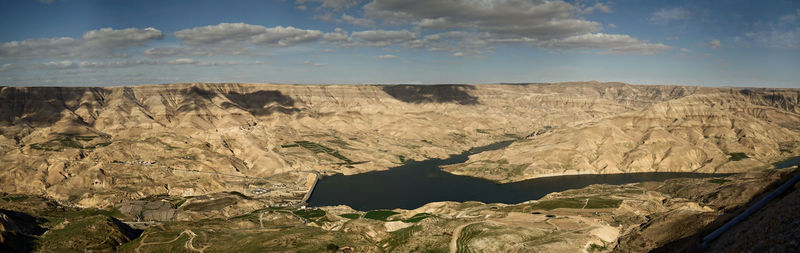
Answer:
(774, 155, 800, 169)
(307, 141, 744, 211)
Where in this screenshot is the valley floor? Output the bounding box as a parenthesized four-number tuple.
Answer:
(2, 167, 797, 252)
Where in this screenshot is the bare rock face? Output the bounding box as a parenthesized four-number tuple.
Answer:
(448, 89, 800, 182)
(0, 82, 798, 208)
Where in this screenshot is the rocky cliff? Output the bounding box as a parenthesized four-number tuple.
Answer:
(1, 82, 798, 207)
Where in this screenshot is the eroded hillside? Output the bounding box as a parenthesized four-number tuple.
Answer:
(0, 82, 799, 207)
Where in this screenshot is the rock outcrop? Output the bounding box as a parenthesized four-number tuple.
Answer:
(0, 82, 798, 207)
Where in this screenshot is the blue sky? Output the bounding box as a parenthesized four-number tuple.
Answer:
(1, 0, 798, 87)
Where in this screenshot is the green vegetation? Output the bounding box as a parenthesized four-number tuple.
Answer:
(728, 152, 750, 161)
(456, 223, 486, 252)
(73, 135, 97, 141)
(37, 215, 130, 252)
(708, 178, 731, 184)
(588, 243, 607, 252)
(181, 197, 238, 212)
(381, 225, 421, 252)
(30, 135, 111, 151)
(364, 210, 400, 221)
(326, 243, 339, 252)
(170, 198, 188, 208)
(530, 197, 622, 210)
(339, 213, 360, 219)
(398, 155, 406, 163)
(1, 195, 30, 202)
(178, 154, 197, 160)
(293, 209, 327, 220)
(285, 140, 358, 164)
(780, 149, 793, 153)
(280, 144, 299, 148)
(402, 213, 434, 223)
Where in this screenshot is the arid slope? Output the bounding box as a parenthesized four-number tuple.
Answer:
(0, 82, 798, 207)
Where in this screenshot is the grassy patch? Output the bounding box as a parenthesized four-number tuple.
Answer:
(170, 198, 188, 208)
(457, 223, 486, 252)
(338, 213, 360, 219)
(381, 225, 421, 252)
(364, 210, 399, 221)
(30, 135, 110, 151)
(181, 197, 238, 212)
(293, 209, 326, 220)
(280, 144, 299, 148)
(588, 243, 607, 252)
(531, 197, 622, 210)
(69, 207, 124, 219)
(287, 141, 356, 164)
(178, 154, 197, 160)
(728, 152, 750, 161)
(402, 213, 433, 223)
(1, 195, 30, 202)
(708, 178, 731, 184)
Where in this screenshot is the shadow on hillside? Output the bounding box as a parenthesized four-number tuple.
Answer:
(222, 90, 299, 116)
(0, 209, 46, 252)
(381, 85, 479, 105)
(0, 87, 108, 127)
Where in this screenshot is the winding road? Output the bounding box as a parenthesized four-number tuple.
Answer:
(135, 229, 208, 253)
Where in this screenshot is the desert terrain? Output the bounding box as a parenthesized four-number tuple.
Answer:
(1, 82, 799, 252)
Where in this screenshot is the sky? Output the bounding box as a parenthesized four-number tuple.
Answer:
(0, 0, 799, 87)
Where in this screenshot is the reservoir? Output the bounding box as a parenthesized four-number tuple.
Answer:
(307, 141, 736, 211)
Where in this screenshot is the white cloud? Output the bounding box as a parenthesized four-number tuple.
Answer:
(251, 26, 324, 46)
(166, 58, 196, 65)
(452, 52, 464, 57)
(173, 23, 269, 45)
(538, 33, 671, 55)
(348, 29, 417, 47)
(323, 27, 351, 43)
(649, 8, 691, 24)
(365, 0, 602, 39)
(342, 14, 376, 27)
(743, 11, 800, 49)
(709, 39, 721, 49)
(361, 0, 665, 55)
(407, 31, 491, 55)
(376, 54, 397, 59)
(174, 23, 322, 47)
(0, 58, 239, 72)
(745, 28, 800, 49)
(582, 3, 612, 14)
(0, 27, 163, 61)
(301, 61, 326, 66)
(680, 48, 691, 52)
(144, 47, 185, 58)
(607, 24, 616, 29)
(82, 27, 164, 52)
(296, 0, 363, 10)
